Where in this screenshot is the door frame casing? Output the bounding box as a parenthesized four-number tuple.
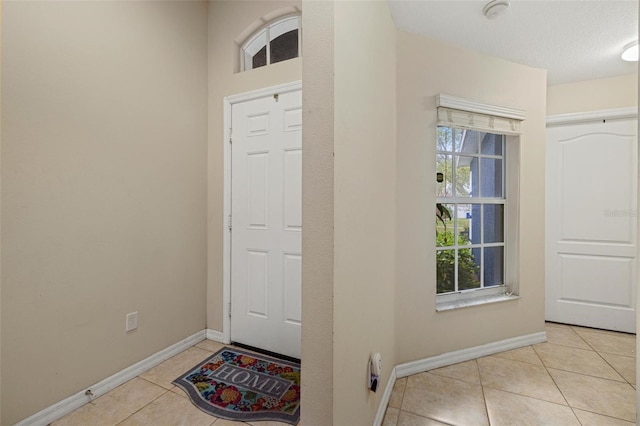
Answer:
(546, 107, 637, 127)
(222, 80, 303, 345)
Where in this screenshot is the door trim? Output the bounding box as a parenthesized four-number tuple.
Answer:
(222, 80, 303, 345)
(547, 107, 637, 126)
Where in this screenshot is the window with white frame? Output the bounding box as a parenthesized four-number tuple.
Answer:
(435, 95, 524, 307)
(241, 15, 301, 72)
(436, 128, 506, 294)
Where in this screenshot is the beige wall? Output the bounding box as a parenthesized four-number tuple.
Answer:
(332, 1, 397, 424)
(301, 2, 398, 423)
(0, 1, 3, 421)
(1, 2, 208, 423)
(207, 0, 301, 332)
(300, 0, 334, 424)
(395, 31, 548, 363)
(637, 8, 640, 419)
(547, 73, 638, 115)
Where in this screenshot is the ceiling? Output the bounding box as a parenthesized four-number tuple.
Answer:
(388, 0, 638, 85)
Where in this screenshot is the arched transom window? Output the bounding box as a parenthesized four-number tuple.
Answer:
(241, 15, 301, 72)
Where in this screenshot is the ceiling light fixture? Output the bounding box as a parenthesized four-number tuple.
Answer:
(621, 41, 639, 62)
(483, 0, 510, 20)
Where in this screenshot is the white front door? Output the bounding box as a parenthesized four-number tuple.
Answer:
(230, 88, 302, 358)
(546, 117, 637, 333)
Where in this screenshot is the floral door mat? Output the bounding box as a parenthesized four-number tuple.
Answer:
(173, 347, 300, 425)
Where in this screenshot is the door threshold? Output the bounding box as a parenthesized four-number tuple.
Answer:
(232, 342, 301, 364)
(546, 320, 636, 336)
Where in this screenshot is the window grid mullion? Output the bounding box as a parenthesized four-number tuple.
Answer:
(452, 132, 457, 198)
(502, 136, 507, 284)
(480, 202, 484, 288)
(437, 197, 505, 204)
(265, 26, 271, 66)
(451, 132, 459, 292)
(476, 132, 484, 289)
(454, 204, 459, 292)
(477, 134, 482, 199)
(297, 16, 302, 58)
(451, 242, 504, 249)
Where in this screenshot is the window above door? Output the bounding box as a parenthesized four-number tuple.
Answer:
(241, 15, 301, 72)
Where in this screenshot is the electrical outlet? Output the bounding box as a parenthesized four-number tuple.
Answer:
(126, 312, 138, 332)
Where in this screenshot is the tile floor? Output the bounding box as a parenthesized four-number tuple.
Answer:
(383, 322, 637, 426)
(51, 340, 290, 426)
(51, 322, 637, 426)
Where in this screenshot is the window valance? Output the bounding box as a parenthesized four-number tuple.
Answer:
(436, 94, 525, 135)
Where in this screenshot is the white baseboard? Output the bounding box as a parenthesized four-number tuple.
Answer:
(16, 330, 207, 426)
(206, 329, 228, 344)
(372, 367, 397, 426)
(373, 331, 547, 424)
(17, 329, 546, 426)
(395, 331, 547, 378)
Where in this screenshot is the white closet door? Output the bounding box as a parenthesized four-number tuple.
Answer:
(546, 117, 637, 332)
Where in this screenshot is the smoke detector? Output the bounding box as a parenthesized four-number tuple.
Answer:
(483, 0, 510, 20)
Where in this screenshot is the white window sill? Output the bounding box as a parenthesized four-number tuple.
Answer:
(436, 294, 520, 312)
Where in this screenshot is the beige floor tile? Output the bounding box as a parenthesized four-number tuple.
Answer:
(544, 325, 591, 350)
(599, 352, 636, 385)
(533, 343, 624, 381)
(51, 403, 116, 426)
(197, 339, 227, 353)
(139, 346, 213, 389)
(170, 385, 188, 398)
(248, 421, 294, 426)
(52, 378, 167, 426)
(548, 368, 636, 422)
(429, 360, 480, 384)
(397, 411, 449, 426)
(383, 407, 400, 426)
(477, 356, 566, 405)
(118, 391, 216, 426)
(401, 372, 489, 426)
(484, 387, 580, 426)
(573, 409, 636, 426)
(488, 346, 543, 366)
(108, 378, 167, 405)
(388, 377, 407, 409)
(572, 329, 636, 357)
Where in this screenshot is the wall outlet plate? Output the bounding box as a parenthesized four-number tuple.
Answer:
(126, 311, 138, 332)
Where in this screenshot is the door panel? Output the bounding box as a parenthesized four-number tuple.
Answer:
(283, 252, 302, 325)
(546, 118, 637, 332)
(247, 249, 268, 318)
(248, 152, 269, 228)
(230, 89, 302, 358)
(284, 149, 302, 230)
(559, 254, 633, 306)
(560, 134, 635, 243)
